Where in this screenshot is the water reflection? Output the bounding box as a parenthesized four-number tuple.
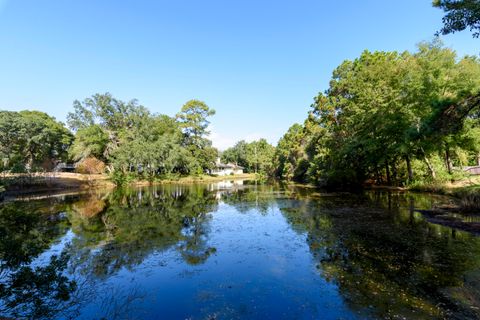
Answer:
(0, 200, 76, 319)
(281, 192, 480, 319)
(0, 182, 480, 319)
(67, 185, 219, 279)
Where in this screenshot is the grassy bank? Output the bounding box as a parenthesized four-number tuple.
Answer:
(408, 176, 480, 212)
(0, 172, 258, 197)
(131, 173, 257, 186)
(0, 172, 114, 196)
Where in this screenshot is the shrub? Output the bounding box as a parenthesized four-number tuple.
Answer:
(453, 187, 480, 212)
(109, 171, 135, 186)
(76, 157, 105, 174)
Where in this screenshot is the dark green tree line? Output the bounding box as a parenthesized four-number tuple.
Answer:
(273, 41, 480, 187)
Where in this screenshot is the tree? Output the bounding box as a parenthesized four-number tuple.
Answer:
(176, 100, 218, 172)
(222, 140, 249, 168)
(67, 94, 219, 180)
(274, 123, 309, 181)
(176, 99, 215, 147)
(68, 125, 109, 162)
(222, 139, 275, 174)
(110, 115, 187, 177)
(67, 93, 150, 160)
(434, 0, 480, 37)
(274, 41, 480, 187)
(0, 111, 73, 172)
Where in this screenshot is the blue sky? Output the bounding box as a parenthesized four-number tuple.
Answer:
(0, 0, 478, 149)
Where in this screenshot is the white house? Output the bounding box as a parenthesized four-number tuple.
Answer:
(464, 166, 480, 175)
(210, 158, 244, 176)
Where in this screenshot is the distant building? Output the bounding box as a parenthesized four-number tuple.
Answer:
(210, 158, 244, 176)
(464, 166, 480, 175)
(54, 162, 76, 172)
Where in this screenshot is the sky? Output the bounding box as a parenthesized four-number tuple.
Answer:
(0, 0, 478, 150)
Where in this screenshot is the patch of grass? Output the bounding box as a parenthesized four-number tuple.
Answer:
(127, 173, 258, 186)
(407, 180, 449, 194)
(451, 186, 480, 212)
(408, 177, 480, 212)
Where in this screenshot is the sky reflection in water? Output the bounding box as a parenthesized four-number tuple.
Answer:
(1, 181, 480, 319)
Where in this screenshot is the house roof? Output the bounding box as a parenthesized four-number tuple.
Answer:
(215, 162, 244, 170)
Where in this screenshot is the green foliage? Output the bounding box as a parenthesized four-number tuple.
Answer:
(69, 125, 109, 161)
(453, 186, 480, 211)
(0, 110, 73, 172)
(433, 0, 480, 37)
(109, 170, 136, 186)
(273, 123, 313, 181)
(273, 41, 480, 187)
(222, 140, 249, 168)
(176, 99, 218, 172)
(67, 93, 150, 133)
(176, 99, 215, 144)
(65, 93, 218, 182)
(222, 139, 275, 174)
(67, 93, 151, 161)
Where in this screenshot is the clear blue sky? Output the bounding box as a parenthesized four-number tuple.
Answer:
(0, 0, 477, 149)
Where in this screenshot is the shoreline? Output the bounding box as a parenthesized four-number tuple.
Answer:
(2, 173, 479, 235)
(130, 173, 257, 186)
(0, 172, 258, 199)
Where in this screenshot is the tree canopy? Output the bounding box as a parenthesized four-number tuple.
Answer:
(434, 0, 480, 37)
(0, 111, 73, 172)
(1, 93, 219, 182)
(272, 41, 480, 187)
(67, 93, 218, 181)
(221, 139, 275, 174)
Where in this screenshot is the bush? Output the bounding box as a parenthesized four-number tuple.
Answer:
(109, 171, 135, 186)
(10, 161, 27, 173)
(75, 157, 105, 174)
(407, 180, 448, 194)
(453, 187, 480, 212)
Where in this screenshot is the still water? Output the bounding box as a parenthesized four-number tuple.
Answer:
(1, 181, 480, 319)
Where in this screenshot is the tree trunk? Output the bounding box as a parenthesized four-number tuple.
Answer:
(385, 159, 391, 185)
(375, 167, 381, 184)
(424, 155, 436, 179)
(406, 155, 413, 181)
(444, 142, 453, 174)
(392, 161, 398, 186)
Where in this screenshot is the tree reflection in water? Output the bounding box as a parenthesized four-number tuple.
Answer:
(0, 185, 219, 319)
(220, 186, 480, 319)
(1, 184, 480, 319)
(279, 190, 480, 319)
(67, 185, 218, 278)
(0, 200, 78, 319)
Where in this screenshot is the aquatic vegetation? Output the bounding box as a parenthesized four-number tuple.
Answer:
(1, 184, 480, 319)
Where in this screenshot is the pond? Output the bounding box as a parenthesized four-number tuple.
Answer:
(1, 181, 480, 319)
